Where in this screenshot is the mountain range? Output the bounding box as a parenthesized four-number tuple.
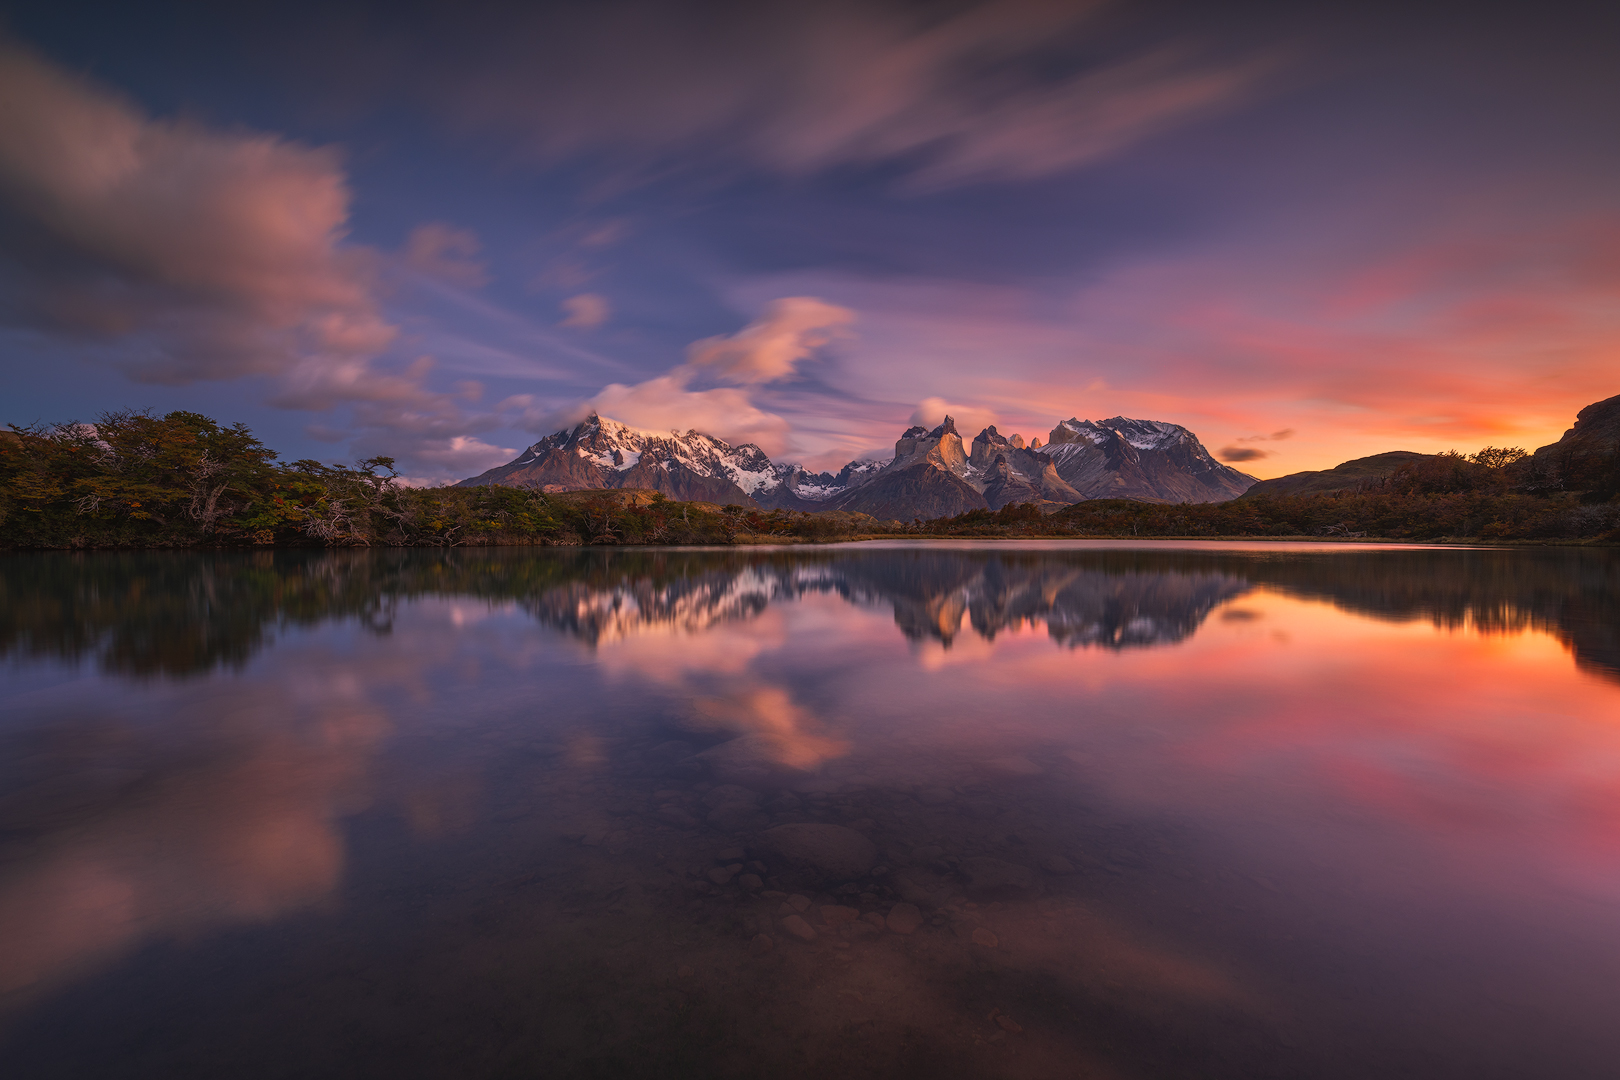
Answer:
(459, 411, 1257, 518)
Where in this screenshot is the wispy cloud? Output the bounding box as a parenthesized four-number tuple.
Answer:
(403, 223, 489, 289)
(404, 1, 1275, 190)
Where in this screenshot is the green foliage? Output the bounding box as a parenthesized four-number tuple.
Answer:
(4, 414, 1615, 547)
(0, 412, 901, 549)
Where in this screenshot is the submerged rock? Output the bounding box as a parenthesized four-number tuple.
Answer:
(886, 903, 923, 934)
(889, 867, 954, 909)
(959, 857, 1038, 900)
(759, 824, 877, 881)
(707, 864, 742, 885)
(703, 786, 760, 810)
(707, 805, 765, 832)
(781, 914, 817, 942)
(820, 905, 859, 926)
(695, 736, 808, 787)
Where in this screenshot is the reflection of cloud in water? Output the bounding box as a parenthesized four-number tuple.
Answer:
(687, 687, 850, 772)
(0, 691, 385, 998)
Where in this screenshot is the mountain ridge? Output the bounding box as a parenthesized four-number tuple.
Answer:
(457, 410, 1257, 517)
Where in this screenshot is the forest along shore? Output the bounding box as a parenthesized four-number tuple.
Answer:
(3, 410, 1617, 549)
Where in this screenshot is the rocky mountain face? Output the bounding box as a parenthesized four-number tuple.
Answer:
(1042, 417, 1257, 503)
(1523, 393, 1620, 499)
(459, 410, 1254, 517)
(824, 417, 1082, 519)
(456, 414, 881, 509)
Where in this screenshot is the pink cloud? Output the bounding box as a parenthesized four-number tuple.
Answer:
(0, 41, 395, 383)
(583, 376, 793, 455)
(0, 43, 515, 479)
(685, 296, 853, 384)
(558, 293, 610, 330)
(722, 202, 1620, 476)
(403, 223, 489, 289)
(908, 397, 998, 436)
(518, 297, 858, 457)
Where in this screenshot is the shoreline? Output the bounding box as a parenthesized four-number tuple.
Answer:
(5, 533, 1615, 553)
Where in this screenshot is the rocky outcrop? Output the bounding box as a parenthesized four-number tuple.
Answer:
(1523, 393, 1620, 498)
(828, 461, 988, 520)
(981, 456, 1042, 510)
(1043, 417, 1255, 503)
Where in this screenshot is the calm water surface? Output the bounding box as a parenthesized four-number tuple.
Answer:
(2, 542, 1618, 1079)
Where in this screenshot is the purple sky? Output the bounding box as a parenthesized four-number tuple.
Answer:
(2, 1, 1618, 481)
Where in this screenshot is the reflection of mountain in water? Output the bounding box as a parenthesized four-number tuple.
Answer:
(518, 554, 1249, 650)
(826, 555, 1248, 648)
(524, 569, 781, 645)
(2, 546, 1616, 680)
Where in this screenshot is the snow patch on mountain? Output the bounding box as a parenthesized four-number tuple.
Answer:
(460, 411, 886, 507)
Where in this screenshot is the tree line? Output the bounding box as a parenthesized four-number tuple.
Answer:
(0, 410, 884, 548)
(930, 447, 1619, 541)
(2, 411, 1616, 547)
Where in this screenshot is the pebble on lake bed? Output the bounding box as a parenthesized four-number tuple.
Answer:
(972, 928, 999, 947)
(738, 873, 763, 890)
(786, 894, 812, 912)
(959, 857, 1038, 900)
(658, 806, 698, 829)
(886, 903, 923, 934)
(759, 823, 877, 880)
(750, 934, 774, 955)
(820, 905, 859, 926)
(781, 915, 817, 941)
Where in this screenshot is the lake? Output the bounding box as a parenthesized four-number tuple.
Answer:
(2, 541, 1618, 1079)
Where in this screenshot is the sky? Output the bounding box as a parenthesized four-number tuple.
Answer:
(1, 0, 1617, 482)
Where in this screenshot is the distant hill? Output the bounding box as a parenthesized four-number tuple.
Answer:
(1241, 451, 1435, 498)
